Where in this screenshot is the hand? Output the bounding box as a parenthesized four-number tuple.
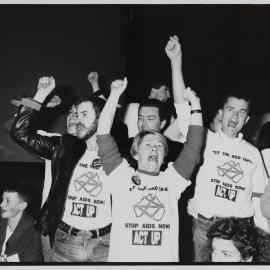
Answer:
(87, 71, 99, 84)
(184, 87, 201, 110)
(33, 76, 56, 104)
(45, 94, 62, 108)
(165, 35, 182, 62)
(110, 77, 128, 96)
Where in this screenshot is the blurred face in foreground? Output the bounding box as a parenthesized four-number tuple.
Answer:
(212, 237, 252, 262)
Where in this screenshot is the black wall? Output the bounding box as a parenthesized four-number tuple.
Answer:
(0, 5, 128, 162)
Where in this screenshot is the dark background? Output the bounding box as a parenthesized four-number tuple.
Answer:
(1, 5, 270, 162)
(0, 5, 270, 262)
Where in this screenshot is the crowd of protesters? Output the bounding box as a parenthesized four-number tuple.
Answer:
(1, 35, 270, 263)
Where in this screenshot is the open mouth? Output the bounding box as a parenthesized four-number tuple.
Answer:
(148, 155, 158, 161)
(76, 124, 85, 131)
(228, 121, 237, 128)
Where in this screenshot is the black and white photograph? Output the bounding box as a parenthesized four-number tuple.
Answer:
(0, 2, 270, 265)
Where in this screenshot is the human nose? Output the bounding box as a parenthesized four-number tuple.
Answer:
(231, 111, 239, 120)
(71, 112, 77, 121)
(0, 200, 5, 208)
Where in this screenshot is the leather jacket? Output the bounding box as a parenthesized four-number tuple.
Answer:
(10, 104, 94, 243)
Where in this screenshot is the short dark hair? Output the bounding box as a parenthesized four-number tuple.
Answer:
(207, 217, 258, 261)
(74, 95, 105, 119)
(257, 122, 270, 150)
(3, 182, 33, 205)
(139, 98, 169, 122)
(221, 91, 251, 113)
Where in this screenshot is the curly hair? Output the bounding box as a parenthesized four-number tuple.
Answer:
(207, 217, 259, 261)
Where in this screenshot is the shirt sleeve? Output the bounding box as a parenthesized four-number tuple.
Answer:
(97, 134, 123, 175)
(10, 99, 61, 160)
(174, 101, 191, 143)
(173, 125, 205, 180)
(164, 163, 191, 199)
(252, 150, 268, 194)
(260, 182, 270, 219)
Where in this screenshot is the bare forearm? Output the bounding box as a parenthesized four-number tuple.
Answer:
(97, 93, 120, 135)
(171, 59, 186, 104)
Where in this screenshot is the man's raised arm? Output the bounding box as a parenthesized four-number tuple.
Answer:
(10, 76, 61, 160)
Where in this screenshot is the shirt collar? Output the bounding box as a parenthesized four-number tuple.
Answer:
(137, 168, 159, 176)
(218, 129, 243, 143)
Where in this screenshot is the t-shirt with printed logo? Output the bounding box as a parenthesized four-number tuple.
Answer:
(103, 159, 191, 262)
(62, 149, 111, 230)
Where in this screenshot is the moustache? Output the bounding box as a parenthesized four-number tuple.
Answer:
(76, 123, 86, 129)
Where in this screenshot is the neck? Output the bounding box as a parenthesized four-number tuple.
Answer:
(7, 211, 23, 231)
(85, 133, 98, 151)
(138, 164, 160, 174)
(221, 129, 238, 139)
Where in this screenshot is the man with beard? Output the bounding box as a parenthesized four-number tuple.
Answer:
(11, 76, 113, 262)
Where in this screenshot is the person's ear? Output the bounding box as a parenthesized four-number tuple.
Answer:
(20, 201, 27, 211)
(133, 153, 139, 161)
(244, 115, 250, 125)
(160, 120, 167, 130)
(218, 109, 223, 120)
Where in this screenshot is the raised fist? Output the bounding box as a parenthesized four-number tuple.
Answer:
(46, 95, 62, 108)
(37, 76, 55, 94)
(33, 76, 56, 104)
(165, 35, 182, 61)
(110, 77, 128, 96)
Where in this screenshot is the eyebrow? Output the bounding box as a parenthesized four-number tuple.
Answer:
(226, 106, 247, 112)
(138, 114, 157, 117)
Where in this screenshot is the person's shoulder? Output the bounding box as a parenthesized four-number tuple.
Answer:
(22, 213, 41, 236)
(262, 148, 270, 155)
(242, 139, 260, 151)
(241, 139, 263, 159)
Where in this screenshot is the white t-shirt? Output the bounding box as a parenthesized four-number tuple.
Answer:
(253, 148, 270, 232)
(104, 160, 191, 262)
(62, 149, 111, 230)
(188, 129, 268, 219)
